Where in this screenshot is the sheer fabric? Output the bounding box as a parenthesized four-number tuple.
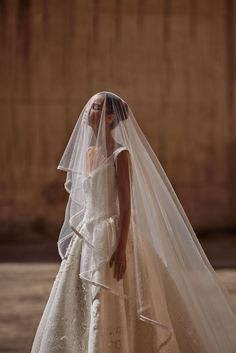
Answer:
(57, 91, 236, 352)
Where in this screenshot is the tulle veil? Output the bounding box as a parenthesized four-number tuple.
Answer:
(57, 91, 236, 352)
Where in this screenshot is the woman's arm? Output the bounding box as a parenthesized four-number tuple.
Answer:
(116, 150, 131, 250)
(109, 150, 131, 281)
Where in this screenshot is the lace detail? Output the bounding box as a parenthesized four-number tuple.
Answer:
(107, 326, 122, 350)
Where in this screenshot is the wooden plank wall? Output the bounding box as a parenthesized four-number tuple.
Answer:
(0, 0, 235, 240)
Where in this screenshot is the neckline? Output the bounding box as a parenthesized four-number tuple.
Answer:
(87, 146, 126, 177)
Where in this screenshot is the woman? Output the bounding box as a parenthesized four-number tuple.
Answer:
(30, 91, 236, 353)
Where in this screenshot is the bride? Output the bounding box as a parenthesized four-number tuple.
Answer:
(30, 91, 236, 353)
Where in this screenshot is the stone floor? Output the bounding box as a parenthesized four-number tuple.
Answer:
(0, 263, 236, 353)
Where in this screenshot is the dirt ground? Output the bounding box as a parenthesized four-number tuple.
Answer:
(0, 263, 236, 353)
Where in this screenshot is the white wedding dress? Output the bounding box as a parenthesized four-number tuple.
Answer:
(30, 147, 209, 353)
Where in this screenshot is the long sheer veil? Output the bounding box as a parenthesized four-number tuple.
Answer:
(57, 91, 236, 352)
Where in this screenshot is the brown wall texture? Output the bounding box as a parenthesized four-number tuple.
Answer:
(1, 0, 236, 243)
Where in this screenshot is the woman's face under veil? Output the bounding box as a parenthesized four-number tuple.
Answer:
(88, 94, 115, 135)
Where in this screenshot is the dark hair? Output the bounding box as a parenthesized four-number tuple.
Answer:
(106, 95, 129, 129)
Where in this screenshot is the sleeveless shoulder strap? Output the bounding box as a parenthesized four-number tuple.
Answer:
(113, 147, 129, 171)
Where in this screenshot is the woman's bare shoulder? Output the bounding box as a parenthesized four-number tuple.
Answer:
(116, 148, 131, 169)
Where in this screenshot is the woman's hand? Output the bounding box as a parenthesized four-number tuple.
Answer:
(109, 244, 127, 281)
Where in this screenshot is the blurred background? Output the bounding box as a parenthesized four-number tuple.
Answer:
(0, 0, 236, 352)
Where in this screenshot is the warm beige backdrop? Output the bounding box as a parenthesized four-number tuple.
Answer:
(1, 0, 236, 244)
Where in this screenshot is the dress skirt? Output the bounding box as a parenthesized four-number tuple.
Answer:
(29, 232, 174, 353)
